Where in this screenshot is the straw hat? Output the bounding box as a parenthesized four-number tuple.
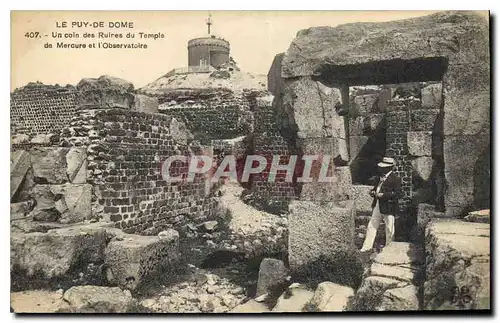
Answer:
(378, 157, 395, 168)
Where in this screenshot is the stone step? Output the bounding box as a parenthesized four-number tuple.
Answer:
(373, 242, 423, 266)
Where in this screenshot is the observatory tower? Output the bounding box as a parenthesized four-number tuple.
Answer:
(187, 14, 230, 69)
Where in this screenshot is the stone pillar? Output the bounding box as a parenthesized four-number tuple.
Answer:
(251, 95, 295, 202)
(385, 98, 416, 213)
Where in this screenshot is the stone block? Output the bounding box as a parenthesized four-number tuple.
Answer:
(63, 286, 135, 313)
(272, 286, 314, 312)
(310, 282, 354, 311)
(11, 150, 31, 201)
(295, 139, 351, 202)
(349, 136, 369, 160)
(424, 220, 490, 310)
(411, 157, 434, 181)
(255, 95, 274, 108)
(30, 134, 58, 145)
(370, 263, 417, 283)
(352, 93, 380, 116)
(30, 147, 69, 184)
(349, 117, 365, 136)
(256, 258, 288, 297)
(288, 200, 355, 270)
(465, 209, 490, 224)
(31, 185, 59, 222)
(51, 184, 93, 223)
(421, 83, 443, 109)
(364, 113, 386, 132)
(352, 276, 404, 310)
(410, 109, 440, 131)
(11, 223, 107, 278)
(443, 134, 490, 216)
(133, 94, 159, 114)
(444, 90, 490, 136)
(374, 242, 423, 266)
(77, 76, 134, 109)
(11, 134, 30, 145)
(379, 285, 419, 311)
(230, 300, 269, 313)
(169, 117, 194, 145)
(11, 200, 35, 221)
(104, 229, 180, 290)
(407, 131, 432, 157)
(280, 78, 341, 138)
(66, 148, 87, 184)
(300, 166, 353, 202)
(11, 290, 69, 313)
(350, 114, 386, 136)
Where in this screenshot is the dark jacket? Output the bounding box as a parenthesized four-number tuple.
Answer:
(370, 172, 403, 215)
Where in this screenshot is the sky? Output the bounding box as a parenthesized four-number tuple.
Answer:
(11, 11, 488, 91)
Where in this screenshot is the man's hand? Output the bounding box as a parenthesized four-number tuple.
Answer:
(377, 192, 384, 198)
(369, 190, 376, 197)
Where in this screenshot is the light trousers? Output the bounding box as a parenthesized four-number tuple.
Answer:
(361, 200, 395, 251)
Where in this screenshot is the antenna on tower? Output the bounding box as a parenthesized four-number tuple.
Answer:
(206, 12, 212, 35)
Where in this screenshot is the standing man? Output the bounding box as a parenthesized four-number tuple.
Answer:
(360, 157, 403, 253)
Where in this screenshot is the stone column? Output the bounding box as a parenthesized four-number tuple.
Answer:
(385, 98, 415, 213)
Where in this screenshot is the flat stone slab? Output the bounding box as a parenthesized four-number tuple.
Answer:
(310, 282, 354, 312)
(272, 287, 314, 312)
(428, 219, 490, 237)
(11, 290, 68, 313)
(229, 300, 269, 313)
(374, 242, 423, 266)
(63, 285, 135, 313)
(370, 263, 416, 283)
(379, 285, 419, 311)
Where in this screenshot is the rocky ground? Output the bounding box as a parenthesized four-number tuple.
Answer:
(214, 182, 287, 257)
(10, 178, 490, 314)
(138, 268, 248, 313)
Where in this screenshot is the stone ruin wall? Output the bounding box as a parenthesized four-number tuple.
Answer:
(11, 76, 285, 236)
(250, 93, 296, 202)
(156, 89, 254, 144)
(62, 108, 218, 233)
(11, 77, 219, 235)
(10, 83, 77, 136)
(279, 11, 490, 220)
(152, 87, 296, 204)
(347, 82, 445, 245)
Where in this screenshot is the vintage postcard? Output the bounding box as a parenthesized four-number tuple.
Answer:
(10, 10, 490, 313)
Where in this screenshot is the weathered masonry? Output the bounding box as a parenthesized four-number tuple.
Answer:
(10, 76, 218, 234)
(269, 11, 490, 229)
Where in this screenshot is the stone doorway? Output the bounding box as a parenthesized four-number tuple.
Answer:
(349, 82, 446, 245)
(348, 81, 445, 213)
(316, 57, 449, 241)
